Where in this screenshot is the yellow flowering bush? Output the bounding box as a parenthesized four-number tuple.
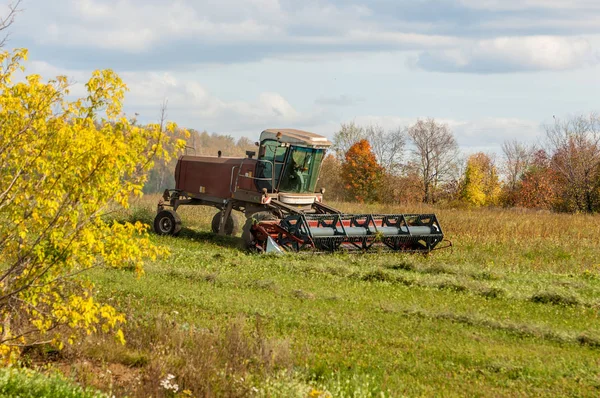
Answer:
(0, 49, 187, 362)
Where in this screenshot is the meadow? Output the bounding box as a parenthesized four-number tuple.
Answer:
(23, 196, 600, 397)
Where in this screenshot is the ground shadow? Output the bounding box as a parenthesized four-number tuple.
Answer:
(175, 227, 246, 251)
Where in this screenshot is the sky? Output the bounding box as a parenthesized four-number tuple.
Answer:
(6, 0, 600, 153)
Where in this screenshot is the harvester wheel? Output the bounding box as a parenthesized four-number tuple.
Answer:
(211, 211, 239, 236)
(242, 211, 277, 249)
(153, 209, 182, 236)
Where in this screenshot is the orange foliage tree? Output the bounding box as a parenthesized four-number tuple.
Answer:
(341, 139, 384, 202)
(516, 150, 557, 209)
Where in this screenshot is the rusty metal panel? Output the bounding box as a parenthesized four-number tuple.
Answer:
(236, 160, 258, 192)
(175, 155, 254, 199)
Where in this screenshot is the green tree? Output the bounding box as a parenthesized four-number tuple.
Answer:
(0, 49, 186, 362)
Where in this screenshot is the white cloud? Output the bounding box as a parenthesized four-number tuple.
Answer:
(29, 0, 283, 51)
(415, 36, 600, 73)
(113, 71, 329, 133)
(315, 94, 363, 107)
(447, 118, 542, 148)
(12, 0, 600, 74)
(14, 56, 551, 153)
(28, 0, 457, 54)
(14, 58, 329, 135)
(458, 0, 600, 11)
(343, 30, 461, 48)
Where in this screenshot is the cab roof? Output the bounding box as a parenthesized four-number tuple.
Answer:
(260, 128, 332, 149)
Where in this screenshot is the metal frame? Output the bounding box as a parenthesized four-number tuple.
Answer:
(249, 213, 445, 253)
(231, 158, 277, 194)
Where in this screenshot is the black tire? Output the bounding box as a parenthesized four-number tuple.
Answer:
(211, 211, 239, 236)
(153, 209, 182, 236)
(242, 211, 278, 249)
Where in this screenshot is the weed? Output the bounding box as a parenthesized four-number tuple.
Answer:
(204, 272, 219, 283)
(361, 269, 395, 282)
(324, 265, 351, 277)
(471, 271, 500, 281)
(249, 279, 278, 291)
(291, 289, 315, 300)
(478, 287, 506, 299)
(576, 334, 600, 348)
(385, 261, 415, 271)
(436, 280, 469, 293)
(422, 264, 455, 275)
(530, 291, 580, 306)
(128, 206, 155, 225)
(119, 351, 150, 368)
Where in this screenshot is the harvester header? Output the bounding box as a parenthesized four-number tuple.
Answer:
(153, 128, 445, 253)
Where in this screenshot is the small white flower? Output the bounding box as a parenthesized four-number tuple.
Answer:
(160, 374, 179, 393)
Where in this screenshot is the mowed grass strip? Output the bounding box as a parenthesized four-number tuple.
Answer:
(43, 197, 600, 397)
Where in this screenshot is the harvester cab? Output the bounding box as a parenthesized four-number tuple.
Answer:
(253, 129, 330, 207)
(153, 128, 445, 253)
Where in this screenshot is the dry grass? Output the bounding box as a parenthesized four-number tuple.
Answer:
(42, 315, 295, 397)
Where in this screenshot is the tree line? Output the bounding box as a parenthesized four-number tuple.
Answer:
(319, 114, 600, 213)
(143, 113, 600, 213)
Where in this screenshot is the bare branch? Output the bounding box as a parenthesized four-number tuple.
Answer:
(407, 118, 459, 203)
(0, 0, 22, 48)
(367, 124, 406, 174)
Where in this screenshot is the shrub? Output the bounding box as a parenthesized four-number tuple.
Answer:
(0, 367, 106, 398)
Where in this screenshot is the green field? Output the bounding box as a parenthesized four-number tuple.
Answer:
(30, 198, 600, 397)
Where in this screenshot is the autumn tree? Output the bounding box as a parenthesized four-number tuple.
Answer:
(546, 114, 600, 212)
(407, 118, 459, 203)
(460, 153, 501, 207)
(516, 150, 557, 209)
(341, 140, 384, 203)
(501, 140, 534, 206)
(0, 49, 186, 362)
(378, 172, 424, 204)
(317, 154, 345, 201)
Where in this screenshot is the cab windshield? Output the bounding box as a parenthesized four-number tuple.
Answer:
(255, 141, 325, 193)
(279, 146, 324, 193)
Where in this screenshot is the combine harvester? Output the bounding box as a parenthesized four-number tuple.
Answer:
(153, 129, 445, 253)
